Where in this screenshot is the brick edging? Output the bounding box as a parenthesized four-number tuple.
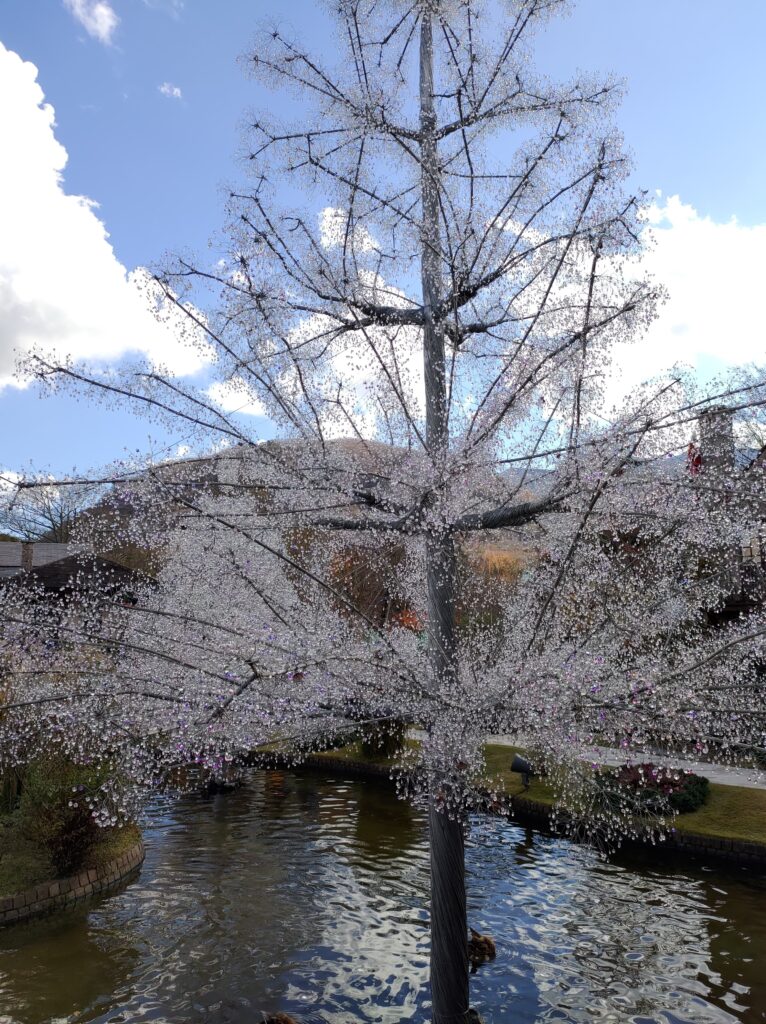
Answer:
(282, 754, 766, 869)
(0, 836, 145, 927)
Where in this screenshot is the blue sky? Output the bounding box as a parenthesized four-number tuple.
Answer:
(1, 0, 765, 476)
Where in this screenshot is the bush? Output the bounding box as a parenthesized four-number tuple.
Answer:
(610, 762, 710, 815)
(0, 768, 22, 814)
(18, 757, 109, 876)
(667, 771, 710, 813)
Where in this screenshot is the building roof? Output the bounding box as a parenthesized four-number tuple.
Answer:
(2, 552, 154, 601)
(0, 541, 72, 578)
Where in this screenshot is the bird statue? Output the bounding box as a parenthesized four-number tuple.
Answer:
(467, 927, 497, 971)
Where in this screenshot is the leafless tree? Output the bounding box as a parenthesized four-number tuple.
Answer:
(0, 477, 100, 543)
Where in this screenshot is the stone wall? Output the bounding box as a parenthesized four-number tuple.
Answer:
(664, 828, 766, 868)
(0, 837, 144, 927)
(498, 793, 766, 868)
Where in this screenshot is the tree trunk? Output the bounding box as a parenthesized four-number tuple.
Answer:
(429, 794, 468, 1024)
(419, 12, 470, 1024)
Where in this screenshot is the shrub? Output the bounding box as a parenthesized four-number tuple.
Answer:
(18, 757, 109, 876)
(0, 768, 22, 814)
(667, 772, 710, 813)
(610, 762, 710, 815)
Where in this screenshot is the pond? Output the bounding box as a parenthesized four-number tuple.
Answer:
(0, 770, 763, 1023)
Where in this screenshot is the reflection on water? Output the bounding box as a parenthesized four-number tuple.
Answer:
(467, 818, 765, 1023)
(0, 770, 763, 1023)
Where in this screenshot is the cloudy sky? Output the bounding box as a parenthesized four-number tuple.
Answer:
(1, 0, 765, 475)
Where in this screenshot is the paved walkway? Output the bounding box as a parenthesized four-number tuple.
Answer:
(487, 734, 766, 791)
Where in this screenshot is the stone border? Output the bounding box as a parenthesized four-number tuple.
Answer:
(662, 827, 766, 867)
(287, 754, 766, 870)
(0, 837, 145, 927)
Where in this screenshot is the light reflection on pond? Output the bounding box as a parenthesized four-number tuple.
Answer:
(0, 770, 763, 1023)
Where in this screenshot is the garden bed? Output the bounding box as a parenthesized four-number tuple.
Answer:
(0, 818, 144, 926)
(0, 754, 145, 922)
(0, 816, 143, 900)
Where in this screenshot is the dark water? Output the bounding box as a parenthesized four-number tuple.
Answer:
(0, 770, 764, 1024)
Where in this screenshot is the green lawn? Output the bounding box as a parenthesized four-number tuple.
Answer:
(485, 743, 766, 843)
(311, 737, 419, 766)
(673, 784, 766, 842)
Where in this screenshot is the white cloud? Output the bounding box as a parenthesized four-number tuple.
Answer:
(0, 469, 21, 498)
(270, 270, 425, 440)
(0, 43, 212, 388)
(610, 194, 766, 399)
(207, 378, 266, 417)
(158, 81, 182, 100)
(319, 207, 376, 252)
(143, 0, 184, 12)
(62, 0, 119, 45)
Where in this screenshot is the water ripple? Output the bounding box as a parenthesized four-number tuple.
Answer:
(0, 771, 763, 1023)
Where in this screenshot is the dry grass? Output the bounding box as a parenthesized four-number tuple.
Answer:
(469, 544, 533, 584)
(311, 737, 419, 766)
